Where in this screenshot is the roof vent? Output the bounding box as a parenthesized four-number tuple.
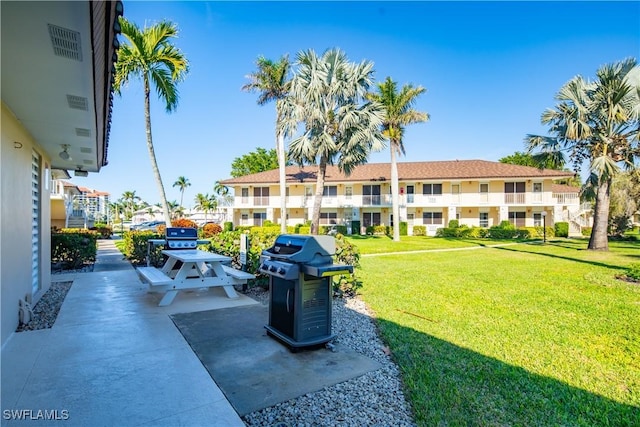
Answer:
(67, 95, 88, 111)
(75, 128, 91, 137)
(48, 24, 82, 61)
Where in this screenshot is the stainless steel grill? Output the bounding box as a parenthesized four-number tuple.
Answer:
(260, 234, 353, 350)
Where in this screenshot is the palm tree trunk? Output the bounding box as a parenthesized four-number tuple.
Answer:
(277, 131, 287, 234)
(588, 178, 611, 251)
(390, 143, 400, 242)
(311, 159, 327, 235)
(144, 78, 172, 224)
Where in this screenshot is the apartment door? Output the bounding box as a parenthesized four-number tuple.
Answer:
(532, 182, 543, 203)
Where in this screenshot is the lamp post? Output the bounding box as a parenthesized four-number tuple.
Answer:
(541, 211, 547, 244)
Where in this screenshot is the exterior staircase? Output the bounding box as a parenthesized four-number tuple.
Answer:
(566, 203, 592, 237)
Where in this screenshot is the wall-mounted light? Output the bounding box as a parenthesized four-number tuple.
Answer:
(59, 144, 71, 160)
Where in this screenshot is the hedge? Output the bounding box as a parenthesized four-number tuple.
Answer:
(51, 229, 98, 269)
(555, 222, 569, 238)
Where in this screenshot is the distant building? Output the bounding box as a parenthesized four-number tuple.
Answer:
(221, 160, 590, 236)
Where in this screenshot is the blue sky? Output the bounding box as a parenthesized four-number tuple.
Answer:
(79, 1, 640, 207)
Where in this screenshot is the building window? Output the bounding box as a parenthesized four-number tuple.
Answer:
(253, 212, 266, 226)
(241, 188, 249, 204)
(509, 211, 525, 227)
(241, 214, 249, 225)
(423, 183, 442, 195)
(320, 212, 338, 225)
(253, 187, 269, 206)
(479, 212, 489, 227)
(363, 185, 381, 205)
(323, 186, 337, 197)
(533, 213, 542, 227)
(362, 212, 381, 227)
(345, 186, 353, 199)
(422, 212, 443, 225)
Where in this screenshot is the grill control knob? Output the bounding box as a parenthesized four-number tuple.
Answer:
(269, 265, 277, 272)
(260, 263, 267, 271)
(277, 267, 286, 275)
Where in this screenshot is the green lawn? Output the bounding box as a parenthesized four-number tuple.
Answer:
(345, 234, 517, 254)
(355, 237, 640, 426)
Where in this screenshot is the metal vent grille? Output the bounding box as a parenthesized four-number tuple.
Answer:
(75, 128, 91, 137)
(79, 147, 92, 154)
(83, 159, 93, 165)
(67, 95, 88, 111)
(48, 24, 82, 61)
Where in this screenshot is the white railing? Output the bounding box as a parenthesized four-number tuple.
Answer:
(233, 191, 582, 209)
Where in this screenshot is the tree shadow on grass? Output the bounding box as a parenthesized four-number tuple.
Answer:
(492, 245, 633, 271)
(377, 318, 640, 426)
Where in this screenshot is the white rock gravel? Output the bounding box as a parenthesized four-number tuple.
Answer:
(242, 287, 416, 427)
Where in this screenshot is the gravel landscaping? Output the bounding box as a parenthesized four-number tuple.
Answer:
(16, 281, 73, 332)
(242, 287, 416, 427)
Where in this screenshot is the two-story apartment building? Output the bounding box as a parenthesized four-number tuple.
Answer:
(220, 160, 585, 235)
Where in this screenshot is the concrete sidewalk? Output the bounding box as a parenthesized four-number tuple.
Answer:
(1, 239, 258, 426)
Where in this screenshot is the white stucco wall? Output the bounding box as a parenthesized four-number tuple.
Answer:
(1, 103, 52, 349)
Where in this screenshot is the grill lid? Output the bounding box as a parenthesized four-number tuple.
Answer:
(263, 234, 335, 265)
(165, 227, 198, 240)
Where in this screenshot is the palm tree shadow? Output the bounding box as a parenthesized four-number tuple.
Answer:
(376, 318, 640, 426)
(492, 244, 630, 271)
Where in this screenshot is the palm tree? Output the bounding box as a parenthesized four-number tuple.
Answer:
(281, 48, 385, 234)
(121, 190, 141, 220)
(213, 180, 233, 208)
(194, 193, 218, 222)
(367, 77, 429, 241)
(242, 55, 291, 233)
(526, 58, 639, 251)
(172, 176, 191, 210)
(113, 18, 189, 224)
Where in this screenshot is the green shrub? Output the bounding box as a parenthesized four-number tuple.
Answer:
(516, 228, 532, 239)
(298, 226, 310, 234)
(332, 234, 362, 297)
(287, 226, 297, 233)
(627, 263, 640, 281)
(122, 230, 164, 266)
(262, 219, 274, 227)
(294, 223, 304, 233)
(373, 225, 389, 235)
(399, 221, 408, 236)
(448, 219, 459, 228)
(89, 225, 112, 239)
(51, 229, 98, 269)
(223, 222, 233, 232)
(351, 220, 361, 235)
(413, 225, 427, 236)
(488, 221, 518, 239)
(555, 222, 569, 238)
(468, 227, 490, 238)
(582, 227, 592, 237)
(436, 225, 471, 238)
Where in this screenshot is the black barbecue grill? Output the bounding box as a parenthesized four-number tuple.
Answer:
(165, 227, 199, 249)
(260, 234, 353, 350)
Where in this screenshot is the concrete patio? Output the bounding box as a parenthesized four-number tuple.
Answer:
(1, 239, 258, 426)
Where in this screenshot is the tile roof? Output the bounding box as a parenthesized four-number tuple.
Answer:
(551, 183, 580, 193)
(220, 160, 576, 185)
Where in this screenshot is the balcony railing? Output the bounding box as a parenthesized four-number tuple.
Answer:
(504, 193, 526, 204)
(233, 191, 582, 208)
